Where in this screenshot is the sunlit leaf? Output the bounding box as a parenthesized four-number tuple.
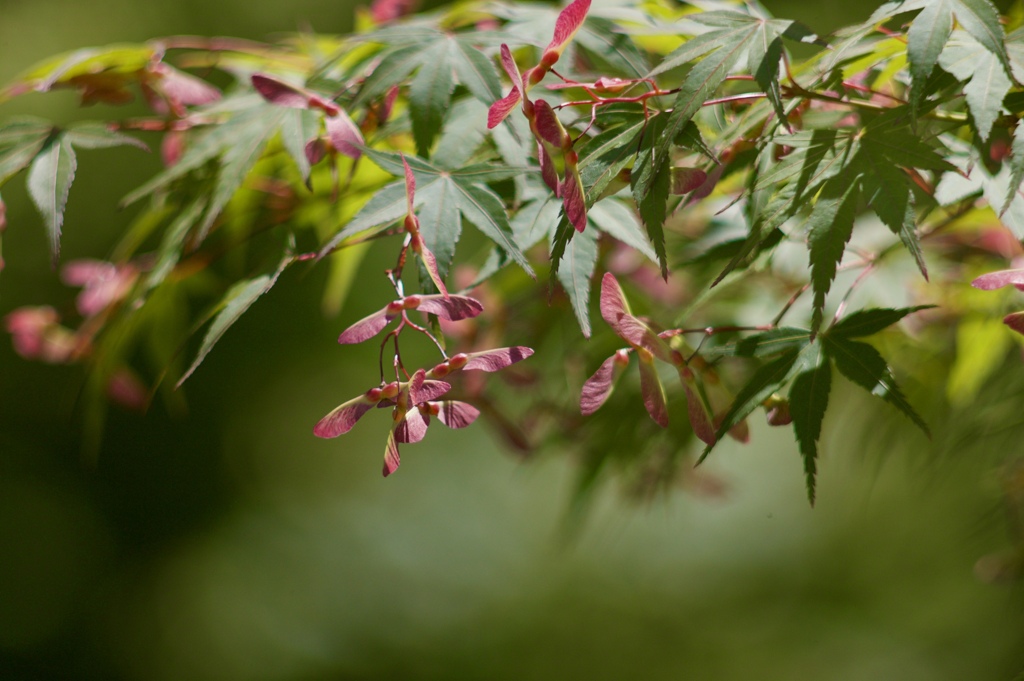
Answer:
(27, 135, 76, 266)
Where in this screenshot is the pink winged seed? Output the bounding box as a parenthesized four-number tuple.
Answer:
(462, 346, 534, 371)
(500, 44, 524, 91)
(684, 385, 716, 446)
(487, 86, 522, 129)
(561, 164, 587, 232)
(337, 307, 392, 344)
(1004, 311, 1024, 335)
(436, 401, 480, 428)
(394, 408, 430, 444)
(580, 354, 618, 415)
(538, 143, 560, 195)
(971, 269, 1024, 291)
(383, 431, 401, 476)
(402, 154, 416, 212)
(157, 65, 221, 108)
(545, 0, 592, 60)
(252, 74, 324, 110)
(409, 368, 453, 405)
(324, 111, 364, 159)
(638, 354, 669, 428)
(670, 167, 708, 195)
(599, 272, 631, 330)
(313, 398, 375, 438)
(416, 294, 483, 320)
(533, 99, 567, 149)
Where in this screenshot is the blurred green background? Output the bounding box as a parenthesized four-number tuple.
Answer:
(2, 0, 1024, 679)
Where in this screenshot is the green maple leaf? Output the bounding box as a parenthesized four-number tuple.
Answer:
(556, 222, 598, 338)
(352, 30, 501, 157)
(827, 306, 935, 339)
(0, 117, 145, 265)
(320, 148, 532, 276)
(860, 152, 928, 279)
(807, 176, 861, 333)
(705, 328, 812, 358)
(789, 357, 831, 506)
(123, 102, 289, 243)
(902, 0, 1011, 110)
(823, 335, 929, 435)
(940, 31, 1012, 141)
(700, 339, 818, 463)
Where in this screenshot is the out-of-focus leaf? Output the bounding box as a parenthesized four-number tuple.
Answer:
(789, 361, 832, 506)
(145, 197, 208, 290)
(353, 44, 423, 107)
(824, 336, 929, 435)
(0, 126, 50, 183)
(63, 122, 147, 151)
(588, 199, 657, 262)
(807, 177, 860, 332)
(946, 315, 1012, 405)
(177, 254, 291, 386)
(195, 107, 288, 241)
(556, 223, 598, 337)
(27, 136, 76, 266)
(280, 108, 320, 182)
(319, 180, 407, 255)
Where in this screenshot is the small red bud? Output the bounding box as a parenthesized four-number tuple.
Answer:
(613, 349, 631, 367)
(381, 382, 400, 400)
(403, 295, 422, 310)
(366, 387, 383, 402)
(386, 300, 405, 315)
(448, 353, 469, 370)
(431, 361, 451, 378)
(404, 214, 420, 235)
